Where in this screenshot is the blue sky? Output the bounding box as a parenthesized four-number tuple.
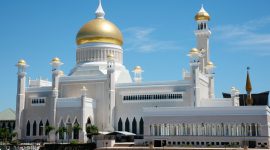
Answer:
(0, 0, 270, 111)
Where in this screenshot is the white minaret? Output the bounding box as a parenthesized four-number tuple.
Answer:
(194, 5, 211, 74)
(188, 48, 201, 107)
(194, 5, 215, 99)
(15, 59, 28, 139)
(80, 86, 88, 142)
(133, 66, 143, 83)
(106, 54, 115, 131)
(205, 61, 215, 98)
(49, 57, 63, 141)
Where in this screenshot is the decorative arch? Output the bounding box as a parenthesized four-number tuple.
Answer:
(45, 120, 50, 135)
(65, 116, 71, 124)
(139, 117, 144, 135)
(39, 120, 43, 136)
(118, 118, 123, 131)
(59, 119, 65, 140)
(26, 120, 30, 136)
(73, 119, 80, 139)
(45, 120, 49, 126)
(33, 121, 37, 136)
(86, 117, 91, 127)
(132, 117, 137, 134)
(125, 118, 130, 132)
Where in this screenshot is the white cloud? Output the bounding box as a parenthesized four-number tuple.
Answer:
(213, 16, 270, 55)
(123, 27, 180, 53)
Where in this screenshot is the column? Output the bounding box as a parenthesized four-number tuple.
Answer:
(176, 124, 179, 136)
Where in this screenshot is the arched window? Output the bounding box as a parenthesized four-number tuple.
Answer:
(118, 118, 123, 131)
(257, 123, 260, 136)
(66, 118, 72, 140)
(45, 120, 50, 135)
(132, 117, 137, 134)
(139, 117, 144, 135)
(125, 118, 130, 132)
(73, 119, 80, 139)
(39, 121, 43, 136)
(33, 121, 37, 136)
(241, 123, 245, 136)
(86, 117, 91, 127)
(1, 122, 5, 128)
(59, 120, 65, 140)
(26, 121, 30, 136)
(251, 123, 256, 136)
(7, 122, 12, 132)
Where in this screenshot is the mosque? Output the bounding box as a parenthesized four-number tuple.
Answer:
(15, 0, 270, 148)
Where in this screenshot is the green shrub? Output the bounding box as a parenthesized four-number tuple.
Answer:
(70, 140, 79, 144)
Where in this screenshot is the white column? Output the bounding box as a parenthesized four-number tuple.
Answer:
(176, 124, 179, 136)
(244, 124, 247, 136)
(249, 124, 252, 136)
(161, 124, 164, 136)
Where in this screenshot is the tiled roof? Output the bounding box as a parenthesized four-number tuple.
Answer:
(0, 108, 15, 121)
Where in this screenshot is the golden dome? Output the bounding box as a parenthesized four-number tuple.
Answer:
(59, 70, 64, 76)
(189, 48, 199, 54)
(133, 66, 142, 72)
(76, 18, 123, 46)
(206, 61, 215, 69)
(17, 59, 26, 66)
(195, 6, 210, 21)
(107, 53, 114, 61)
(207, 61, 214, 66)
(52, 57, 61, 63)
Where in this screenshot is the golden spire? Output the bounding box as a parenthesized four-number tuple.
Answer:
(245, 67, 252, 92)
(245, 67, 253, 105)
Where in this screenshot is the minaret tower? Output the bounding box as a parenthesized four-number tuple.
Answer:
(194, 5, 211, 73)
(245, 67, 253, 106)
(194, 5, 215, 99)
(106, 53, 115, 131)
(133, 66, 143, 83)
(15, 59, 28, 139)
(188, 48, 201, 107)
(49, 57, 63, 141)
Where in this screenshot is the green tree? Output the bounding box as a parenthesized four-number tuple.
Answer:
(45, 125, 55, 142)
(0, 128, 10, 145)
(72, 124, 82, 140)
(86, 125, 98, 143)
(56, 126, 67, 143)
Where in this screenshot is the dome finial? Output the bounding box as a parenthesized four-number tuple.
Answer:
(195, 4, 210, 21)
(95, 0, 105, 19)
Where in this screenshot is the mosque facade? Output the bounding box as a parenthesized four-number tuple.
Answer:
(15, 1, 270, 148)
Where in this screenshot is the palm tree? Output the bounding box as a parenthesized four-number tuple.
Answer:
(45, 125, 55, 142)
(86, 125, 98, 143)
(56, 126, 67, 143)
(0, 128, 9, 146)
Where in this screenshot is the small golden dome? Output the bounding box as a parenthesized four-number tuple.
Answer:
(207, 61, 214, 66)
(52, 57, 60, 63)
(189, 48, 199, 54)
(17, 59, 26, 66)
(107, 53, 114, 60)
(133, 66, 142, 72)
(59, 70, 64, 76)
(76, 18, 123, 46)
(195, 6, 210, 21)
